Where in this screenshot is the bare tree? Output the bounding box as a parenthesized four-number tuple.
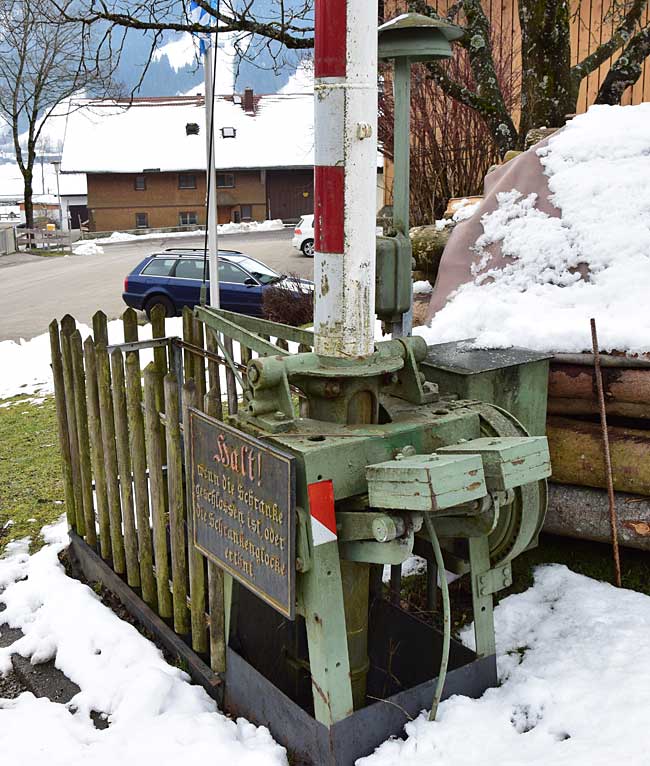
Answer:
(53, 0, 650, 156)
(0, 0, 119, 230)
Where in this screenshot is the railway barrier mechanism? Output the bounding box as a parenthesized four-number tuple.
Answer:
(54, 4, 553, 765)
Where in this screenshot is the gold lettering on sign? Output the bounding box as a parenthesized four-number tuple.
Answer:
(213, 433, 263, 486)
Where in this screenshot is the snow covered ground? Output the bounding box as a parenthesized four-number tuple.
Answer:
(91, 219, 285, 245)
(419, 103, 650, 356)
(2, 524, 650, 765)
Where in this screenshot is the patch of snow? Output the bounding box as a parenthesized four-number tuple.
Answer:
(420, 104, 650, 355)
(452, 199, 481, 223)
(92, 219, 285, 245)
(72, 242, 104, 256)
(0, 521, 288, 765)
(279, 60, 314, 94)
(0, 317, 182, 402)
(362, 564, 650, 766)
(413, 280, 433, 295)
(154, 31, 238, 94)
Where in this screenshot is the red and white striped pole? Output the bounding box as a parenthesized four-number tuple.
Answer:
(314, 0, 378, 359)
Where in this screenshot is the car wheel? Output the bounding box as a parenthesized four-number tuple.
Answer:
(145, 295, 176, 319)
(301, 238, 315, 258)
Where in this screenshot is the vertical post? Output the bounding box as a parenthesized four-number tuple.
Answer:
(391, 56, 413, 338)
(70, 330, 97, 548)
(164, 373, 190, 635)
(182, 381, 208, 653)
(204, 42, 220, 309)
(48, 320, 76, 530)
(313, 0, 378, 359)
(110, 349, 140, 587)
(84, 338, 111, 561)
(143, 363, 173, 619)
(469, 536, 496, 658)
(60, 316, 84, 535)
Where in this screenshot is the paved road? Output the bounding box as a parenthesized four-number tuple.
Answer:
(0, 229, 313, 342)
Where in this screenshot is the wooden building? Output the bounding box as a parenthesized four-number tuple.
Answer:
(60, 94, 323, 232)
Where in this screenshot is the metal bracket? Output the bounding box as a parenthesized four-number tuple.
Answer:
(475, 563, 513, 596)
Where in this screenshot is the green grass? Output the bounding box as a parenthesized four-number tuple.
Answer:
(26, 249, 70, 257)
(0, 395, 65, 555)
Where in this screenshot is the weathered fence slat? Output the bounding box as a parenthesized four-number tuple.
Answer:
(193, 316, 207, 405)
(223, 336, 238, 415)
(164, 373, 190, 636)
(205, 329, 224, 421)
(203, 388, 226, 673)
(84, 338, 111, 560)
(70, 330, 97, 548)
(182, 380, 208, 653)
(125, 352, 157, 608)
(110, 349, 140, 588)
(143, 363, 173, 620)
(151, 305, 168, 413)
(60, 316, 85, 535)
(48, 320, 76, 530)
(182, 307, 194, 384)
(93, 310, 109, 347)
(96, 343, 126, 574)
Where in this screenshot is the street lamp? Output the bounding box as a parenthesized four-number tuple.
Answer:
(52, 160, 64, 231)
(378, 13, 462, 335)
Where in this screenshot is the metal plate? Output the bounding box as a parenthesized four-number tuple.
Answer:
(423, 340, 552, 375)
(188, 409, 296, 619)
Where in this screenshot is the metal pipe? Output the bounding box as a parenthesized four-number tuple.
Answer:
(204, 42, 220, 309)
(590, 318, 622, 587)
(313, 0, 378, 359)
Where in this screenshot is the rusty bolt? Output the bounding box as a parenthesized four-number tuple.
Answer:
(248, 364, 260, 384)
(296, 557, 305, 572)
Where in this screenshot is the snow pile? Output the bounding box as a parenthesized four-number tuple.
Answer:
(362, 564, 650, 766)
(72, 242, 104, 256)
(413, 280, 433, 295)
(92, 220, 285, 245)
(0, 317, 182, 401)
(0, 522, 287, 766)
(420, 104, 650, 354)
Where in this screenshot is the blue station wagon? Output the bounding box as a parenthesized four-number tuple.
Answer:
(123, 248, 313, 318)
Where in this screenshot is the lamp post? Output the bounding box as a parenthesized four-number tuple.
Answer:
(52, 160, 64, 230)
(378, 13, 462, 337)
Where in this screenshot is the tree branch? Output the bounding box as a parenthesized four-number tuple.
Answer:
(596, 25, 650, 103)
(572, 0, 648, 79)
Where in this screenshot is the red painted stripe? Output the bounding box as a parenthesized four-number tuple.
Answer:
(315, 165, 345, 253)
(314, 0, 347, 78)
(307, 480, 337, 536)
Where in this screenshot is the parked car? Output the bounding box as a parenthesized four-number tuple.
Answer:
(123, 248, 313, 318)
(292, 214, 314, 257)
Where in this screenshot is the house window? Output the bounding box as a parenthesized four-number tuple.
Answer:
(178, 173, 197, 189)
(240, 204, 253, 221)
(216, 173, 235, 188)
(134, 175, 146, 191)
(179, 211, 198, 226)
(135, 212, 149, 229)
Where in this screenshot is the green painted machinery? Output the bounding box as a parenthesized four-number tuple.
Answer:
(195, 307, 551, 727)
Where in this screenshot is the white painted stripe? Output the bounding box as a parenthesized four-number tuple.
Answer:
(314, 87, 345, 166)
(311, 515, 338, 547)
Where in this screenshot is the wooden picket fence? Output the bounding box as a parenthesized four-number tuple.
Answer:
(49, 305, 310, 677)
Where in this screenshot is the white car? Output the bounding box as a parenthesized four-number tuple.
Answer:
(292, 214, 314, 257)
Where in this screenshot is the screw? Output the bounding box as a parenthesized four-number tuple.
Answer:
(274, 411, 286, 421)
(296, 557, 304, 572)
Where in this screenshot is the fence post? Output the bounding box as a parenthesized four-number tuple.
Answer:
(70, 330, 97, 548)
(182, 380, 208, 653)
(203, 387, 227, 674)
(84, 337, 111, 560)
(48, 320, 76, 530)
(143, 363, 173, 620)
(205, 329, 223, 421)
(60, 315, 85, 535)
(164, 373, 190, 636)
(110, 348, 140, 588)
(96, 343, 126, 575)
(125, 352, 157, 608)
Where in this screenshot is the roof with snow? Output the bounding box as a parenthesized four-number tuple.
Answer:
(0, 161, 86, 203)
(60, 94, 322, 174)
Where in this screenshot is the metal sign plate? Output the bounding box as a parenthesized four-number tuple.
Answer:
(188, 408, 296, 619)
